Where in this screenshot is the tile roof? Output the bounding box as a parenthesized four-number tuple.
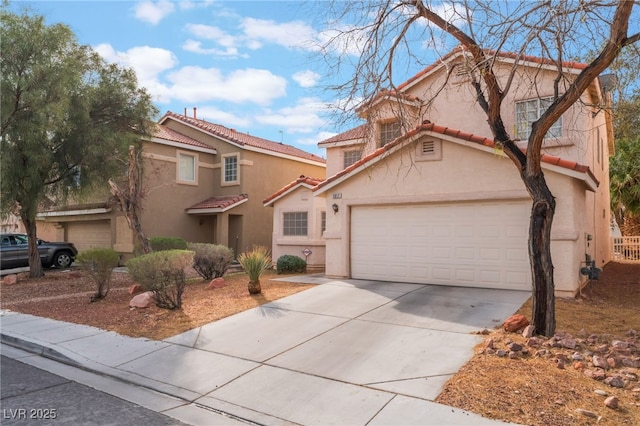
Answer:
(186, 194, 248, 212)
(318, 124, 368, 145)
(152, 124, 215, 151)
(160, 111, 325, 164)
(397, 46, 587, 91)
(263, 175, 324, 205)
(314, 120, 597, 192)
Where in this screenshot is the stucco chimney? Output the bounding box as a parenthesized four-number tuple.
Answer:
(193, 107, 197, 119)
(184, 107, 187, 116)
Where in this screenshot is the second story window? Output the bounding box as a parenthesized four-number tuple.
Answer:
(380, 121, 402, 147)
(178, 152, 196, 183)
(343, 150, 362, 168)
(283, 212, 308, 236)
(321, 211, 326, 234)
(515, 97, 562, 140)
(223, 154, 238, 185)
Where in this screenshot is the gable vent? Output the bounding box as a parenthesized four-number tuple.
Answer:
(421, 140, 436, 155)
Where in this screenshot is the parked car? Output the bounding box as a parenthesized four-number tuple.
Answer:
(0, 233, 78, 270)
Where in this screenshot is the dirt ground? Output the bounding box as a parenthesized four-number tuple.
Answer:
(1, 262, 639, 425)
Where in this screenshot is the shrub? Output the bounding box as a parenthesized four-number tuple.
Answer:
(188, 242, 234, 280)
(149, 236, 188, 252)
(126, 250, 194, 309)
(76, 248, 120, 302)
(276, 255, 307, 274)
(238, 245, 271, 295)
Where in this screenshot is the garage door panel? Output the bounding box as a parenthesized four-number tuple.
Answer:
(66, 221, 112, 252)
(351, 202, 531, 290)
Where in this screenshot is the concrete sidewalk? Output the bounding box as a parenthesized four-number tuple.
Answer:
(1, 276, 528, 425)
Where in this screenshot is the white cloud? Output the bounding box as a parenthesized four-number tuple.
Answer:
(185, 24, 238, 48)
(296, 131, 337, 147)
(166, 67, 287, 105)
(195, 107, 251, 128)
(182, 39, 244, 58)
(134, 0, 175, 25)
(256, 97, 329, 133)
(93, 44, 178, 102)
(292, 70, 321, 88)
(240, 17, 317, 50)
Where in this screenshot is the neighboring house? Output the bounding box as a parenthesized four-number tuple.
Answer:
(37, 110, 326, 259)
(299, 47, 611, 297)
(263, 175, 326, 271)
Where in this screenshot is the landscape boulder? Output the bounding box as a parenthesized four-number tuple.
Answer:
(503, 314, 529, 332)
(130, 291, 155, 308)
(128, 284, 144, 295)
(207, 277, 226, 290)
(2, 274, 18, 285)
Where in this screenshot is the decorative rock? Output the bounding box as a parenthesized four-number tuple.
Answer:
(607, 357, 618, 368)
(612, 340, 629, 349)
(484, 337, 494, 349)
(574, 361, 584, 370)
(130, 291, 155, 308)
(485, 348, 495, 355)
(503, 314, 529, 332)
(575, 408, 597, 418)
(508, 342, 523, 352)
(594, 389, 608, 396)
(592, 355, 609, 370)
(522, 325, 535, 338)
(622, 357, 640, 368)
(496, 349, 507, 357)
(560, 338, 577, 349)
(584, 369, 606, 381)
(128, 284, 143, 295)
(604, 376, 625, 388)
(604, 396, 619, 409)
(527, 337, 543, 348)
(2, 274, 18, 285)
(207, 277, 227, 289)
(572, 353, 585, 361)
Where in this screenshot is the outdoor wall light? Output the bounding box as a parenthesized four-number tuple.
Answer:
(332, 203, 339, 213)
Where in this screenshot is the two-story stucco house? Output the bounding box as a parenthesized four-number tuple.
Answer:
(268, 48, 613, 297)
(37, 110, 326, 259)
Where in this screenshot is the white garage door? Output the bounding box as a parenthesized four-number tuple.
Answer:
(350, 201, 531, 290)
(66, 221, 112, 252)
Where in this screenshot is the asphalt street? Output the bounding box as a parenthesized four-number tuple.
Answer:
(1, 355, 188, 426)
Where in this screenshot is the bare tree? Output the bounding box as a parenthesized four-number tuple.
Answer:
(317, 0, 639, 336)
(109, 145, 152, 254)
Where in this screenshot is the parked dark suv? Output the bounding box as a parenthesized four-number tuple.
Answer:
(0, 233, 78, 270)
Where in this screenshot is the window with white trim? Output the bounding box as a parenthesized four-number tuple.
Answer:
(177, 152, 196, 183)
(515, 97, 562, 140)
(380, 121, 401, 147)
(223, 154, 238, 184)
(343, 150, 362, 168)
(283, 212, 308, 236)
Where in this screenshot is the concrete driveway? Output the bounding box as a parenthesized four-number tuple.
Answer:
(1, 275, 529, 425)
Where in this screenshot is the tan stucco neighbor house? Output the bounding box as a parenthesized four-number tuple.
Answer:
(271, 48, 612, 297)
(37, 111, 326, 259)
(263, 175, 326, 271)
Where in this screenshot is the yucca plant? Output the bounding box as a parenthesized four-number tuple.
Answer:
(238, 245, 271, 295)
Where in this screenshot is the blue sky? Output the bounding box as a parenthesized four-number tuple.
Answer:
(11, 0, 397, 157)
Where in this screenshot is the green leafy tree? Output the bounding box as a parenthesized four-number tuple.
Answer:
(318, 1, 639, 336)
(1, 7, 158, 277)
(610, 136, 640, 234)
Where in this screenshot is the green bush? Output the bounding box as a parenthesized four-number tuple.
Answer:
(149, 236, 188, 252)
(238, 246, 271, 294)
(276, 255, 307, 274)
(76, 248, 120, 302)
(126, 250, 194, 309)
(188, 242, 234, 280)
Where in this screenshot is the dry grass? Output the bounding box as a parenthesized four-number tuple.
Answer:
(1, 262, 639, 425)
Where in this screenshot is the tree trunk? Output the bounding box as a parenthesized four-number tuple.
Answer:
(21, 214, 44, 278)
(523, 173, 556, 337)
(248, 280, 262, 295)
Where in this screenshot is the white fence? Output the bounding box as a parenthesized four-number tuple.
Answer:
(612, 236, 640, 262)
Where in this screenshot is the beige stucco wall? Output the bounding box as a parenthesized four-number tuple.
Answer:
(269, 186, 326, 271)
(140, 124, 326, 256)
(321, 136, 602, 297)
